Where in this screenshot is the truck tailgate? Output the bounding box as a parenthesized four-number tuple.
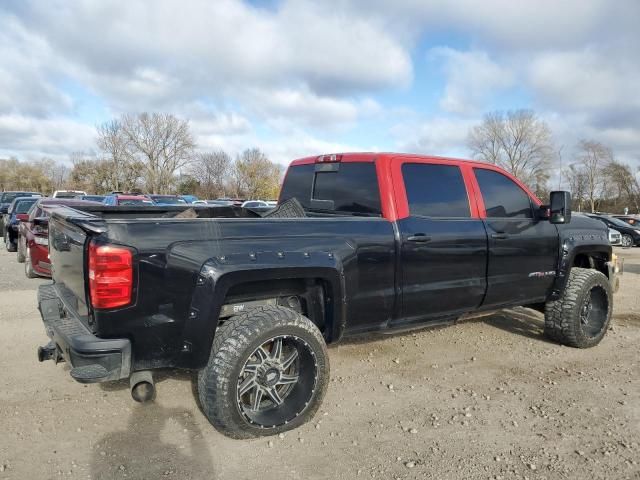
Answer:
(48, 214, 91, 322)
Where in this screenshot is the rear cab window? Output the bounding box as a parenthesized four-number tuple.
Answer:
(280, 162, 382, 216)
(402, 163, 470, 218)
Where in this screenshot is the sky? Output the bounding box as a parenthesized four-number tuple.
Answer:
(0, 0, 638, 169)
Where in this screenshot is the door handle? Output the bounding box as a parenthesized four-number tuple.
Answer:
(491, 232, 509, 240)
(407, 234, 432, 243)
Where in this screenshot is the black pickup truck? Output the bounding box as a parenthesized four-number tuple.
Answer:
(37, 153, 620, 438)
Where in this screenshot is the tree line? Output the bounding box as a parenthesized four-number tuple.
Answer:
(468, 110, 639, 213)
(1, 110, 638, 212)
(1, 113, 283, 200)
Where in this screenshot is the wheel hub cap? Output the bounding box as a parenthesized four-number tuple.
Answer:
(260, 366, 282, 387)
(236, 335, 318, 429)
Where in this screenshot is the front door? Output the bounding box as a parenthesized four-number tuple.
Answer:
(396, 162, 488, 325)
(473, 167, 559, 307)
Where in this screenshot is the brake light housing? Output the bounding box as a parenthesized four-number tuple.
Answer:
(316, 154, 342, 163)
(88, 242, 134, 309)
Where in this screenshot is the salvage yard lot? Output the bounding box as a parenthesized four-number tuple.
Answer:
(0, 247, 638, 480)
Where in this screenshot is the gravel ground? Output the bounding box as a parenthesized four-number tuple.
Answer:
(0, 246, 638, 480)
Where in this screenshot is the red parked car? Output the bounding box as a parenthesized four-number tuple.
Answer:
(17, 198, 101, 278)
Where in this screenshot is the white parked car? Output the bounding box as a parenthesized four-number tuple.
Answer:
(241, 200, 269, 208)
(52, 190, 87, 199)
(608, 228, 622, 246)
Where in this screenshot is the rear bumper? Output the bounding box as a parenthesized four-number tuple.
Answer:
(37, 283, 131, 383)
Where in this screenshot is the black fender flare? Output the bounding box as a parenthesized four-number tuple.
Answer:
(185, 251, 347, 368)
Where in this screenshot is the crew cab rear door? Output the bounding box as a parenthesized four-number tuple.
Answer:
(472, 167, 558, 306)
(395, 160, 488, 325)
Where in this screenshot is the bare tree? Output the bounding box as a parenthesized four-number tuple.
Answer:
(603, 160, 640, 213)
(468, 110, 554, 195)
(96, 119, 132, 192)
(564, 163, 588, 212)
(188, 151, 232, 198)
(117, 113, 195, 193)
(575, 140, 612, 213)
(231, 148, 283, 199)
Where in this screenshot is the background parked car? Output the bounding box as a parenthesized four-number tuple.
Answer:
(179, 194, 199, 204)
(52, 190, 87, 199)
(79, 194, 106, 202)
(18, 198, 102, 278)
(3, 197, 40, 251)
(608, 228, 622, 246)
(241, 200, 276, 213)
(586, 214, 640, 247)
(613, 215, 640, 227)
(102, 194, 155, 206)
(0, 191, 41, 233)
(146, 194, 187, 205)
(217, 197, 244, 206)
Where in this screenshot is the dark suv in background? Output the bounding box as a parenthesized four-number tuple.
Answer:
(3, 197, 40, 251)
(0, 191, 41, 234)
(587, 214, 640, 247)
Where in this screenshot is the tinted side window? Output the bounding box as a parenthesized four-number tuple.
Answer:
(474, 168, 532, 218)
(280, 163, 381, 215)
(402, 163, 470, 218)
(279, 164, 315, 206)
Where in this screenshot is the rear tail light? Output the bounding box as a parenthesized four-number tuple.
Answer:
(88, 242, 133, 309)
(316, 154, 342, 163)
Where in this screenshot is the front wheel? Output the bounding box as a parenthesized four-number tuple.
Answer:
(198, 306, 329, 439)
(544, 267, 612, 348)
(621, 234, 633, 248)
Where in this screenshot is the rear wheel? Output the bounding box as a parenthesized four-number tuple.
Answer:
(544, 267, 612, 348)
(24, 247, 37, 278)
(198, 306, 329, 439)
(621, 234, 633, 248)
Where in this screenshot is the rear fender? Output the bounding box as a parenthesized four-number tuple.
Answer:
(184, 251, 347, 368)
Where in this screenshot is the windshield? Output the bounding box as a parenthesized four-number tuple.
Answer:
(2, 192, 37, 203)
(606, 216, 634, 228)
(152, 197, 186, 204)
(15, 199, 38, 213)
(118, 199, 154, 205)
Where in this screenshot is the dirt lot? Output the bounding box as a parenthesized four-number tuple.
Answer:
(0, 247, 638, 480)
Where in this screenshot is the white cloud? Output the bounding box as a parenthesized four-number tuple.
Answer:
(0, 13, 74, 117)
(339, 0, 635, 51)
(0, 114, 95, 161)
(527, 48, 640, 117)
(391, 116, 477, 157)
(429, 48, 513, 114)
(11, 0, 411, 110)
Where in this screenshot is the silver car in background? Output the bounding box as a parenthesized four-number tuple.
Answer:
(608, 228, 622, 246)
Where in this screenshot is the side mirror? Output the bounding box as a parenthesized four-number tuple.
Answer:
(16, 214, 29, 222)
(549, 191, 572, 224)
